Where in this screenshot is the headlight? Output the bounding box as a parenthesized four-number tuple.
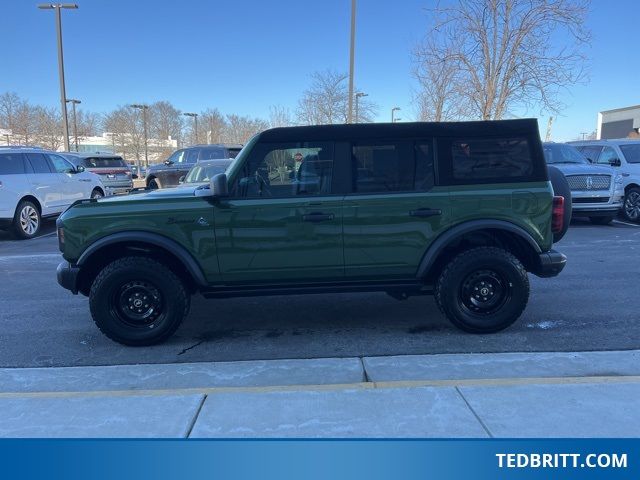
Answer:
(615, 174, 624, 184)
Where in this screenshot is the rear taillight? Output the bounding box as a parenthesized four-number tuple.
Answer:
(552, 196, 564, 233)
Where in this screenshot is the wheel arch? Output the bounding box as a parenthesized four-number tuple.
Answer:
(75, 231, 207, 296)
(417, 220, 542, 282)
(625, 182, 640, 194)
(16, 195, 42, 215)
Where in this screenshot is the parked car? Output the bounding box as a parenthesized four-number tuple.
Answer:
(145, 144, 242, 189)
(0, 147, 106, 239)
(181, 159, 234, 185)
(569, 139, 640, 222)
(57, 119, 568, 346)
(542, 142, 623, 225)
(63, 153, 133, 195)
(129, 164, 147, 178)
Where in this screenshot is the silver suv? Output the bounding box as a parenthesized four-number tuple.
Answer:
(569, 139, 640, 222)
(0, 147, 106, 238)
(543, 142, 623, 225)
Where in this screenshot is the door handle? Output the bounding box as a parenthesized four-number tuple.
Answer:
(410, 208, 442, 218)
(302, 212, 335, 222)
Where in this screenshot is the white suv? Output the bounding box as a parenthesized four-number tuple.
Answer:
(569, 139, 640, 223)
(0, 147, 108, 239)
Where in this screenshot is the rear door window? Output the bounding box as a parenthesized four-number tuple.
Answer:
(185, 149, 200, 163)
(438, 137, 537, 185)
(227, 148, 241, 158)
(25, 153, 53, 173)
(199, 148, 226, 160)
(351, 141, 415, 193)
(620, 144, 640, 164)
(0, 153, 26, 174)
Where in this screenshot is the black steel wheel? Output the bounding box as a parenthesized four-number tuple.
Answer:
(89, 256, 190, 346)
(435, 247, 529, 333)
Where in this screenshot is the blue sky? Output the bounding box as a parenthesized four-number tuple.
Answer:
(1, 0, 638, 141)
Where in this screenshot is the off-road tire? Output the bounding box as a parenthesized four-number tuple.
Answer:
(435, 247, 529, 333)
(589, 216, 614, 225)
(12, 200, 41, 239)
(89, 256, 190, 346)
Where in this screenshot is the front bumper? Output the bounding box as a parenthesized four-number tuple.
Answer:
(533, 249, 567, 278)
(57, 261, 80, 294)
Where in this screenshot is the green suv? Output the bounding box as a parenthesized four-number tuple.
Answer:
(57, 120, 567, 346)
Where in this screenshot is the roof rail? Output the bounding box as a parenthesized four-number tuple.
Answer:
(0, 145, 44, 150)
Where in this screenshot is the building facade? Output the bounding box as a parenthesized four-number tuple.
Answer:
(597, 105, 640, 139)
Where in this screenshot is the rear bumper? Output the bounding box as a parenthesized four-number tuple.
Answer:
(56, 261, 80, 294)
(533, 249, 567, 278)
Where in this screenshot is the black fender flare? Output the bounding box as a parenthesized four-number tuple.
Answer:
(76, 231, 207, 287)
(416, 219, 542, 279)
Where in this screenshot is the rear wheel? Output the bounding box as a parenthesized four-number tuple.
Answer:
(589, 216, 614, 225)
(623, 187, 640, 223)
(12, 200, 41, 239)
(148, 178, 160, 189)
(90, 188, 104, 199)
(435, 247, 529, 333)
(89, 256, 190, 346)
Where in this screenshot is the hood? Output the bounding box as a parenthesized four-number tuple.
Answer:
(550, 164, 615, 176)
(97, 185, 203, 203)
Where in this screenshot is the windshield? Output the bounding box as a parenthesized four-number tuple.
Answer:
(620, 144, 640, 164)
(543, 144, 588, 164)
(184, 161, 232, 183)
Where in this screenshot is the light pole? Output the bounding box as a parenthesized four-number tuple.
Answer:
(38, 3, 78, 152)
(355, 92, 367, 123)
(66, 98, 81, 151)
(130, 104, 149, 169)
(183, 112, 199, 144)
(391, 107, 401, 123)
(347, 0, 356, 124)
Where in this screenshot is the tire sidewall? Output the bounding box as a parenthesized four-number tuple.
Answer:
(439, 250, 529, 332)
(90, 259, 187, 345)
(623, 188, 640, 223)
(13, 200, 41, 239)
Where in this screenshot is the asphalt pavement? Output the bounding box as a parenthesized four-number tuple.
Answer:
(1, 219, 639, 368)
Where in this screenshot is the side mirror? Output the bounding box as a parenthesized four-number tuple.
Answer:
(609, 158, 622, 167)
(586, 157, 594, 163)
(210, 173, 228, 197)
(178, 175, 185, 183)
(164, 160, 173, 166)
(131, 173, 138, 179)
(74, 165, 85, 173)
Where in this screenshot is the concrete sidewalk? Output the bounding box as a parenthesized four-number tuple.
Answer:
(1, 350, 639, 438)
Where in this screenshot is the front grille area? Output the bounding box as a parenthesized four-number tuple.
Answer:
(566, 174, 611, 191)
(573, 197, 610, 204)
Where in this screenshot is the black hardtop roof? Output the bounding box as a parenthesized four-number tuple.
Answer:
(258, 119, 540, 142)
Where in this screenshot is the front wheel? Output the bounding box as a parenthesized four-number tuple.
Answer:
(435, 247, 529, 333)
(89, 256, 190, 346)
(147, 178, 160, 189)
(623, 188, 640, 223)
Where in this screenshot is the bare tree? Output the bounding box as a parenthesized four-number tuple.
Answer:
(269, 105, 294, 128)
(224, 114, 268, 144)
(103, 106, 144, 160)
(297, 70, 377, 125)
(33, 106, 64, 151)
(413, 0, 591, 120)
(413, 39, 468, 121)
(148, 101, 182, 157)
(199, 108, 227, 144)
(0, 92, 23, 141)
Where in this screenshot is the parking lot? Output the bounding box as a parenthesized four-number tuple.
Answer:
(1, 218, 640, 368)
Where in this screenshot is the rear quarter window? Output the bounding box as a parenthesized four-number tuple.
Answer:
(0, 153, 26, 174)
(199, 148, 226, 160)
(437, 137, 543, 185)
